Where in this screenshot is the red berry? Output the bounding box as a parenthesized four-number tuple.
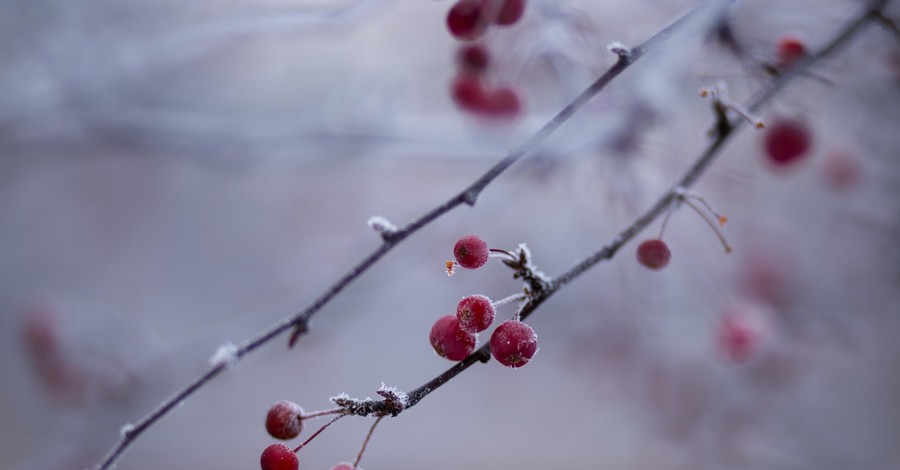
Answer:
(447, 0, 489, 41)
(717, 305, 769, 363)
(456, 294, 495, 333)
(775, 34, 806, 68)
(822, 150, 861, 190)
(636, 239, 671, 270)
(451, 73, 488, 111)
(430, 315, 477, 361)
(331, 463, 360, 470)
(260, 443, 299, 470)
(490, 320, 537, 368)
(457, 43, 490, 73)
(763, 119, 811, 167)
(453, 235, 489, 269)
(482, 86, 521, 118)
(493, 0, 526, 26)
(265, 400, 303, 440)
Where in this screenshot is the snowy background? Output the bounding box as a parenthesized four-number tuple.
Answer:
(0, 0, 898, 469)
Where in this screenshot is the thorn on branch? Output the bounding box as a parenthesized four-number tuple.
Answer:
(287, 320, 310, 349)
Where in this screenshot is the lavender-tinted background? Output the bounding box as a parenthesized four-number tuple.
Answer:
(0, 0, 898, 469)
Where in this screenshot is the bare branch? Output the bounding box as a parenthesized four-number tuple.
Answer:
(361, 0, 887, 419)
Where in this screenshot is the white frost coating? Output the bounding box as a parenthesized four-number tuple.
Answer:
(607, 41, 628, 55)
(120, 422, 135, 437)
(378, 383, 409, 409)
(209, 342, 239, 369)
(330, 392, 350, 403)
(367, 216, 397, 235)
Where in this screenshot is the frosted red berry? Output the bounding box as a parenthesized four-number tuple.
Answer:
(494, 0, 526, 26)
(457, 44, 490, 73)
(451, 73, 488, 111)
(490, 320, 537, 368)
(447, 0, 489, 41)
(265, 400, 303, 440)
(717, 306, 768, 363)
(822, 150, 861, 190)
(636, 239, 671, 270)
(763, 119, 811, 167)
(331, 463, 359, 470)
(775, 34, 806, 68)
(456, 294, 495, 333)
(430, 314, 477, 361)
(482, 86, 521, 118)
(453, 235, 489, 269)
(260, 443, 299, 470)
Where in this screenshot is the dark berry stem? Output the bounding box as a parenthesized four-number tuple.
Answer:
(354, 416, 384, 468)
(294, 413, 347, 452)
(302, 407, 346, 420)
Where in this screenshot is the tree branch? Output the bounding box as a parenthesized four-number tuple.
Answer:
(93, 3, 717, 469)
(362, 0, 888, 418)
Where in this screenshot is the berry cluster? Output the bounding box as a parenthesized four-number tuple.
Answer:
(431, 235, 539, 368)
(260, 401, 364, 470)
(445, 1, 526, 118)
(446, 0, 525, 41)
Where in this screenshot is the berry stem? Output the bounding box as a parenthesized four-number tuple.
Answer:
(293, 413, 347, 452)
(353, 415, 384, 468)
(681, 197, 732, 253)
(491, 292, 527, 308)
(657, 199, 680, 239)
(302, 407, 346, 420)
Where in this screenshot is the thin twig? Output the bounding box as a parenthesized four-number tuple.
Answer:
(353, 416, 384, 468)
(294, 413, 347, 452)
(92, 4, 714, 469)
(363, 0, 886, 417)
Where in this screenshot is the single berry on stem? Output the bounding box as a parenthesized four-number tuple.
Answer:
(430, 315, 477, 361)
(490, 320, 537, 368)
(457, 43, 490, 73)
(456, 294, 495, 333)
(717, 305, 769, 363)
(453, 235, 490, 269)
(447, 0, 489, 41)
(775, 34, 807, 68)
(265, 400, 304, 440)
(451, 73, 488, 112)
(483, 86, 522, 118)
(636, 239, 671, 270)
(493, 0, 526, 26)
(331, 463, 359, 470)
(260, 443, 299, 470)
(822, 150, 861, 190)
(763, 118, 811, 168)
